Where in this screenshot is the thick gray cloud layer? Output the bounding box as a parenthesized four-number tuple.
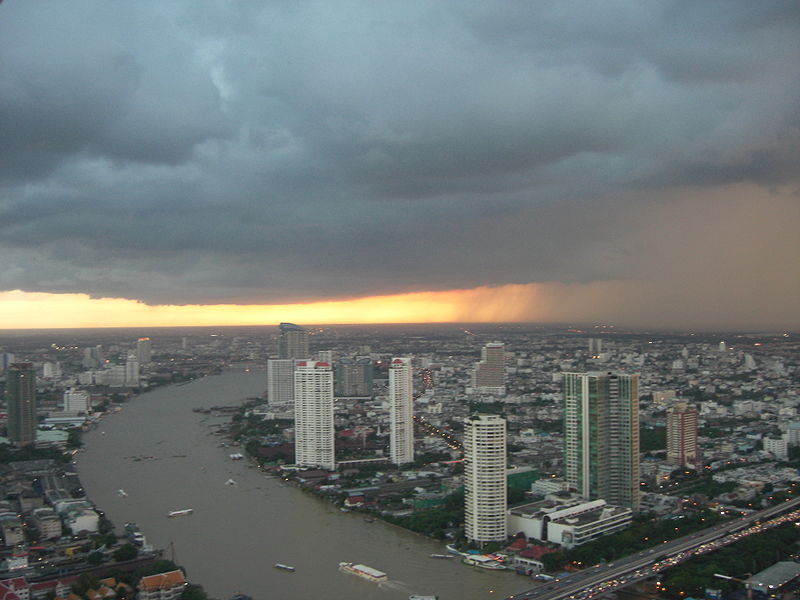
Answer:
(1, 1, 799, 327)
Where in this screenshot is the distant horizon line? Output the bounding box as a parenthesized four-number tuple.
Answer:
(0, 322, 795, 336)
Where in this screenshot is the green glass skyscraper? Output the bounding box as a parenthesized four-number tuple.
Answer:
(563, 371, 639, 510)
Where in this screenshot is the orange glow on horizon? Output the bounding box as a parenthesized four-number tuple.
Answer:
(0, 285, 551, 329)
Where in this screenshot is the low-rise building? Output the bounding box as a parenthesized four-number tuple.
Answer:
(31, 507, 63, 540)
(507, 498, 632, 549)
(0, 512, 24, 547)
(137, 570, 186, 600)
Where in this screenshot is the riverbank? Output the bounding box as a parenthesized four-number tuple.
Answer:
(76, 370, 523, 600)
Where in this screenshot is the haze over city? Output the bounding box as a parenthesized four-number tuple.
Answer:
(1, 1, 798, 330)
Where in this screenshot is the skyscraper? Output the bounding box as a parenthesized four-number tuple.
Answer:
(267, 359, 296, 413)
(464, 413, 507, 545)
(389, 357, 414, 465)
(294, 361, 335, 470)
(136, 337, 152, 364)
(470, 342, 506, 395)
(666, 401, 699, 470)
(125, 353, 140, 386)
(6, 363, 37, 446)
(334, 358, 373, 397)
(563, 371, 640, 510)
(82, 346, 103, 369)
(279, 323, 310, 359)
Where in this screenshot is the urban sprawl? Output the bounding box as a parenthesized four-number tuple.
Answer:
(1, 324, 799, 600)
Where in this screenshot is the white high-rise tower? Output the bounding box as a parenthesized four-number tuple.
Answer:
(389, 357, 414, 465)
(294, 361, 335, 470)
(464, 413, 507, 545)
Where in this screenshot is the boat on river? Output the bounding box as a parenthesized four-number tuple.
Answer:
(429, 553, 454, 559)
(274, 563, 295, 572)
(339, 562, 387, 583)
(167, 508, 194, 517)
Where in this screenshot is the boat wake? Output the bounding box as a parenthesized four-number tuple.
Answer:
(380, 580, 413, 593)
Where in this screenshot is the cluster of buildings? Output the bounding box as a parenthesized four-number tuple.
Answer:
(267, 324, 415, 472)
(256, 326, 799, 557)
(2, 325, 799, 565)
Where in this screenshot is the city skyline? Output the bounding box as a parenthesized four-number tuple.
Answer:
(0, 2, 798, 331)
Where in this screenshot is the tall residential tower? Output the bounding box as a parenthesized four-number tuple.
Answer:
(464, 413, 507, 544)
(294, 361, 335, 470)
(666, 401, 699, 470)
(6, 363, 37, 446)
(470, 342, 506, 395)
(563, 371, 640, 510)
(136, 337, 152, 364)
(389, 357, 414, 465)
(279, 323, 310, 359)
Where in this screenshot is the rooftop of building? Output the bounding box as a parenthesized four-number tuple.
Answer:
(752, 561, 800, 590)
(509, 496, 631, 525)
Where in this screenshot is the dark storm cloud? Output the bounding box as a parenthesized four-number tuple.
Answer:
(0, 0, 798, 327)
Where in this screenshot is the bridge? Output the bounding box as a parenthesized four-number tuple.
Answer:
(506, 496, 800, 600)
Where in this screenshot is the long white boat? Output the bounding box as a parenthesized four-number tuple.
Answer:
(338, 562, 387, 583)
(167, 508, 194, 517)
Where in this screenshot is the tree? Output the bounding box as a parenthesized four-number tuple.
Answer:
(541, 551, 567, 572)
(113, 543, 138, 562)
(87, 551, 104, 566)
(67, 430, 83, 449)
(180, 585, 209, 600)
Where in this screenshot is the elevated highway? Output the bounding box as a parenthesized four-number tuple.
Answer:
(506, 496, 800, 600)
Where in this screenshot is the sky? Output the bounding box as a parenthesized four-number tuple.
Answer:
(1, 1, 799, 331)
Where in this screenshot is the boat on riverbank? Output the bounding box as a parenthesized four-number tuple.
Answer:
(462, 555, 507, 570)
(168, 508, 194, 517)
(274, 563, 295, 572)
(339, 562, 387, 583)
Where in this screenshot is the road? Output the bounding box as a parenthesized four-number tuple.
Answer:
(508, 496, 800, 600)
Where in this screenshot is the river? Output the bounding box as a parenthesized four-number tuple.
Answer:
(76, 370, 524, 600)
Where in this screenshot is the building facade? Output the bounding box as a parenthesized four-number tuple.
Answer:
(389, 357, 414, 465)
(507, 498, 632, 549)
(470, 342, 506, 395)
(334, 357, 373, 397)
(6, 363, 37, 446)
(278, 322, 310, 359)
(666, 401, 699, 469)
(267, 358, 296, 413)
(136, 337, 152, 364)
(464, 413, 507, 544)
(563, 371, 640, 510)
(294, 361, 335, 470)
(63, 388, 90, 414)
